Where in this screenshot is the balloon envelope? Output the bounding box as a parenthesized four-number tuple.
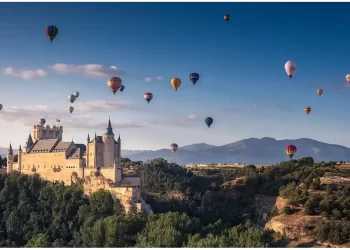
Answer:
(304, 106, 311, 115)
(107, 77, 122, 94)
(74, 92, 80, 98)
(120, 85, 125, 92)
(45, 25, 59, 42)
(285, 144, 297, 159)
(144, 92, 153, 103)
(285, 60, 296, 79)
(224, 14, 230, 22)
(171, 78, 181, 91)
(0, 104, 3, 110)
(39, 118, 46, 126)
(346, 74, 350, 83)
(205, 117, 213, 127)
(68, 94, 76, 103)
(317, 89, 323, 96)
(170, 143, 178, 153)
(189, 73, 199, 85)
(68, 106, 74, 113)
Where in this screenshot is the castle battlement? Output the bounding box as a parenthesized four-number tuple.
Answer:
(33, 124, 63, 141)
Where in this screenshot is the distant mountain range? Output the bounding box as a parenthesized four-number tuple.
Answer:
(2, 137, 350, 165)
(121, 138, 350, 165)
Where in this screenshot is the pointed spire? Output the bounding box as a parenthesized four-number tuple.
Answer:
(106, 117, 114, 135)
(87, 133, 90, 141)
(94, 132, 97, 139)
(72, 137, 74, 142)
(8, 142, 13, 155)
(118, 134, 121, 141)
(19, 144, 22, 152)
(26, 133, 33, 149)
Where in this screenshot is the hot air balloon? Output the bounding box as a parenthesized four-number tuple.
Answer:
(74, 92, 80, 98)
(68, 94, 76, 104)
(39, 118, 46, 126)
(170, 143, 178, 153)
(119, 85, 125, 92)
(45, 25, 59, 43)
(189, 73, 199, 85)
(171, 78, 181, 91)
(0, 104, 2, 111)
(205, 117, 213, 128)
(317, 89, 323, 96)
(285, 60, 296, 79)
(346, 74, 350, 83)
(304, 106, 311, 115)
(285, 144, 297, 159)
(144, 92, 153, 104)
(107, 77, 122, 94)
(68, 106, 74, 114)
(224, 14, 230, 22)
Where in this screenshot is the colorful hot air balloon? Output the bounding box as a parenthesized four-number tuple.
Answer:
(144, 92, 153, 104)
(304, 106, 311, 115)
(45, 25, 59, 43)
(74, 92, 80, 98)
(39, 118, 46, 126)
(170, 143, 178, 153)
(68, 106, 74, 114)
(107, 77, 122, 94)
(285, 60, 296, 79)
(346, 74, 350, 83)
(0, 104, 2, 111)
(205, 117, 213, 128)
(119, 85, 125, 92)
(285, 144, 297, 159)
(171, 78, 181, 91)
(317, 89, 323, 96)
(68, 94, 76, 104)
(224, 14, 230, 22)
(189, 73, 199, 85)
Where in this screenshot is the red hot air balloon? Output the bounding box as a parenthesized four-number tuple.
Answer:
(144, 92, 153, 104)
(45, 25, 59, 43)
(317, 89, 323, 96)
(285, 144, 297, 159)
(107, 77, 122, 95)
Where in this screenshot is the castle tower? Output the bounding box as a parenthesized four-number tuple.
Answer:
(102, 118, 115, 168)
(7, 143, 14, 173)
(117, 134, 121, 169)
(18, 145, 22, 173)
(23, 133, 34, 153)
(33, 124, 63, 141)
(85, 133, 90, 170)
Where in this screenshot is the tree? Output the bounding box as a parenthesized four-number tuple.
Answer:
(25, 234, 51, 247)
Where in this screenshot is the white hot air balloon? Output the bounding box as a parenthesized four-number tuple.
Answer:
(285, 60, 296, 79)
(346, 74, 350, 83)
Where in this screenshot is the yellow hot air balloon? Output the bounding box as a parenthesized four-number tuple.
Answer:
(304, 106, 311, 115)
(170, 78, 181, 91)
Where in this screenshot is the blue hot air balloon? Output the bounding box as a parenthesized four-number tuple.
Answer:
(120, 85, 125, 92)
(189, 73, 200, 85)
(205, 117, 213, 128)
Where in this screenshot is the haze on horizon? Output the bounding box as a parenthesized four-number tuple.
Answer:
(0, 2, 350, 151)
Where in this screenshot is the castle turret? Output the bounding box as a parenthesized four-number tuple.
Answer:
(18, 144, 22, 173)
(114, 161, 122, 184)
(23, 133, 33, 153)
(102, 118, 115, 168)
(117, 134, 121, 170)
(7, 143, 14, 173)
(86, 133, 90, 171)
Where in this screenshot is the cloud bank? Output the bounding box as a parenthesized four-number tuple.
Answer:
(4, 67, 48, 80)
(50, 63, 125, 77)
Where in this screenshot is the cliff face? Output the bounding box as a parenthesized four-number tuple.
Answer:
(73, 170, 152, 214)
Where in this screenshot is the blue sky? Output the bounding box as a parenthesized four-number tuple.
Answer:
(1, 2, 350, 150)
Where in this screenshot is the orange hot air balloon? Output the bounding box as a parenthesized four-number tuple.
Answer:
(170, 78, 181, 91)
(107, 77, 122, 95)
(317, 89, 323, 96)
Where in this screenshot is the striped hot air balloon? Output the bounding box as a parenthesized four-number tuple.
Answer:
(45, 25, 59, 43)
(285, 144, 297, 159)
(144, 92, 153, 104)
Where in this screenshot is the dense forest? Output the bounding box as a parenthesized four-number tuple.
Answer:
(0, 156, 349, 247)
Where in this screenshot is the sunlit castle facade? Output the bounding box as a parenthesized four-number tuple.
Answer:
(6, 118, 139, 187)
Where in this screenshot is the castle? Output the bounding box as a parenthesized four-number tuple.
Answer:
(6, 118, 151, 213)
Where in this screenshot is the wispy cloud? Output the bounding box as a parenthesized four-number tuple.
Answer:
(187, 114, 197, 120)
(50, 63, 125, 77)
(148, 114, 200, 127)
(156, 76, 163, 80)
(144, 77, 152, 82)
(4, 67, 48, 80)
(0, 103, 144, 130)
(252, 102, 293, 112)
(75, 100, 142, 112)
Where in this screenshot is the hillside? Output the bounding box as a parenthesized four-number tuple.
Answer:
(122, 137, 350, 165)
